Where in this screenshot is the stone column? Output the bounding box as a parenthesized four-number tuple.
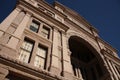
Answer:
(0, 7, 21, 37)
(75, 68, 78, 77)
(7, 12, 31, 49)
(102, 58, 114, 80)
(106, 59, 119, 80)
(62, 32, 73, 79)
(101, 50, 115, 80)
(50, 28, 60, 75)
(78, 68, 83, 79)
(111, 61, 120, 79)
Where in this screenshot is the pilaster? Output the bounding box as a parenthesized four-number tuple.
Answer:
(0, 7, 21, 37)
(49, 28, 53, 41)
(50, 28, 60, 75)
(61, 32, 74, 79)
(111, 62, 120, 79)
(106, 59, 119, 80)
(7, 12, 32, 49)
(111, 61, 120, 79)
(100, 50, 115, 80)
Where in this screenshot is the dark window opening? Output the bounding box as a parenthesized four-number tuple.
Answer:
(6, 73, 29, 80)
(96, 63, 103, 77)
(30, 20, 40, 33)
(91, 67, 97, 80)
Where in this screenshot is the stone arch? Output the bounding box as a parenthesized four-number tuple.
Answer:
(66, 30, 102, 60)
(66, 30, 108, 80)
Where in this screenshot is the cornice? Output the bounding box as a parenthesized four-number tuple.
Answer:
(36, 0, 67, 18)
(54, 1, 99, 33)
(18, 0, 69, 32)
(90, 26, 99, 33)
(54, 1, 66, 11)
(96, 37, 117, 53)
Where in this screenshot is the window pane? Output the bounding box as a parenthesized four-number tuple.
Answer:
(39, 58, 45, 68)
(41, 26, 50, 39)
(30, 21, 40, 33)
(34, 56, 40, 67)
(34, 46, 47, 69)
(36, 47, 46, 58)
(34, 56, 45, 69)
(42, 28, 49, 34)
(41, 32, 48, 39)
(19, 49, 30, 63)
(19, 39, 34, 63)
(21, 40, 33, 52)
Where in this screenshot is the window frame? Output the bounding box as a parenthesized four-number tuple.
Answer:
(34, 44, 48, 69)
(29, 20, 40, 33)
(19, 38, 34, 63)
(28, 18, 52, 40)
(41, 25, 50, 39)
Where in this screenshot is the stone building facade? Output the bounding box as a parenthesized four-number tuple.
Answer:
(0, 0, 120, 80)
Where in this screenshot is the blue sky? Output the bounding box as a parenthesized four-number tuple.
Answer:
(0, 0, 120, 57)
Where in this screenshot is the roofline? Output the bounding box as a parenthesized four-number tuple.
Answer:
(54, 1, 99, 33)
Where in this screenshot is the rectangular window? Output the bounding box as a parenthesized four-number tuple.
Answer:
(6, 73, 28, 80)
(41, 26, 50, 39)
(19, 38, 34, 63)
(30, 20, 40, 33)
(34, 45, 47, 69)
